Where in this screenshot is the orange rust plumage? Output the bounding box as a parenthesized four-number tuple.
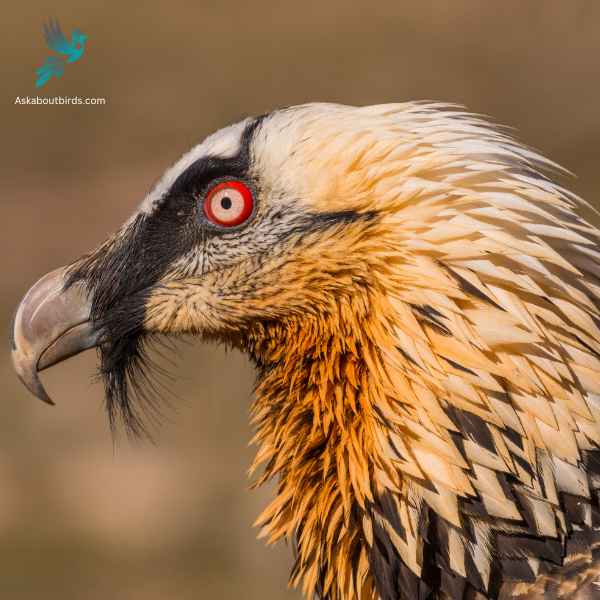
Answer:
(11, 103, 600, 599)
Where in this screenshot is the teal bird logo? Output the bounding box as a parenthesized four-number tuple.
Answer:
(35, 19, 88, 88)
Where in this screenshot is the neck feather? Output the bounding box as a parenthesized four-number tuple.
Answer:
(246, 292, 430, 600)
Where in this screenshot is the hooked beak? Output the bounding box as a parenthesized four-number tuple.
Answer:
(10, 268, 100, 405)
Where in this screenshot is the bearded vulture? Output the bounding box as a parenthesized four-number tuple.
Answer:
(10, 103, 600, 599)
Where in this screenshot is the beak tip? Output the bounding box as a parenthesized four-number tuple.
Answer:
(11, 350, 55, 406)
(10, 267, 97, 408)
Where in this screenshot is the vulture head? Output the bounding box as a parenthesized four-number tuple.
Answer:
(10, 103, 600, 600)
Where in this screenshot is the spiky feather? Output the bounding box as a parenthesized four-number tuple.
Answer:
(231, 104, 600, 599)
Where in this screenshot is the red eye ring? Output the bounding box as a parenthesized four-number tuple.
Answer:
(203, 180, 254, 228)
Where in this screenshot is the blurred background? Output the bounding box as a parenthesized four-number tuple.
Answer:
(2, 2, 600, 598)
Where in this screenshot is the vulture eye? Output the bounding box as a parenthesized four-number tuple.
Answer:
(203, 180, 254, 228)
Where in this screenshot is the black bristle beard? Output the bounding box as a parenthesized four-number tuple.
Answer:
(65, 216, 174, 437)
(95, 304, 164, 438)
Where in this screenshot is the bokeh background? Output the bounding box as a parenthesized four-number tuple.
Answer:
(2, 2, 600, 598)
